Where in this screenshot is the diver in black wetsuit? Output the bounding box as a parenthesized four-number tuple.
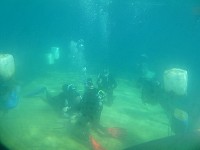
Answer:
(74, 78, 104, 140)
(80, 78, 104, 127)
(161, 92, 189, 135)
(97, 68, 117, 106)
(135, 54, 161, 105)
(46, 83, 81, 116)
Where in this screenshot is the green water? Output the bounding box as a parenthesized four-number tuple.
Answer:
(0, 71, 169, 150)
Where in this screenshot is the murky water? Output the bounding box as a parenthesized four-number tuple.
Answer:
(0, 72, 169, 150)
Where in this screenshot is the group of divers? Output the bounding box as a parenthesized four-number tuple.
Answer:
(0, 68, 119, 149)
(43, 68, 118, 144)
(0, 63, 196, 149)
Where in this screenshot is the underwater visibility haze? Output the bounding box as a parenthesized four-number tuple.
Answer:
(0, 0, 200, 150)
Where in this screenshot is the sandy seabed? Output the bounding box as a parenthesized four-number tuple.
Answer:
(0, 71, 170, 150)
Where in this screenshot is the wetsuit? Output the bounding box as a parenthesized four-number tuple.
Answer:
(80, 87, 103, 127)
(48, 84, 81, 114)
(97, 73, 117, 106)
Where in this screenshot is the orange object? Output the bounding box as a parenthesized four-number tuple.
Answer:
(107, 127, 126, 138)
(90, 136, 105, 150)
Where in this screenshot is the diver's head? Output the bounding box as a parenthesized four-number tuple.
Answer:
(103, 68, 109, 76)
(62, 84, 76, 93)
(85, 78, 94, 89)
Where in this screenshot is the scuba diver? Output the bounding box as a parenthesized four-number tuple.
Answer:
(139, 75, 189, 135)
(97, 68, 117, 106)
(46, 83, 82, 117)
(73, 78, 105, 140)
(160, 92, 189, 135)
(25, 83, 81, 117)
(60, 84, 82, 117)
(0, 54, 20, 112)
(140, 77, 161, 105)
(135, 54, 161, 104)
(70, 78, 126, 149)
(80, 78, 104, 128)
(0, 78, 20, 112)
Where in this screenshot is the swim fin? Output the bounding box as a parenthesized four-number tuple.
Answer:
(90, 136, 106, 150)
(106, 127, 127, 138)
(95, 126, 127, 139)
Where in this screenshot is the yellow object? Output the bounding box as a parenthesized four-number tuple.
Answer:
(174, 108, 188, 121)
(164, 68, 188, 95)
(0, 54, 15, 80)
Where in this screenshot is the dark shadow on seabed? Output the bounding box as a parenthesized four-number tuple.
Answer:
(124, 131, 200, 150)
